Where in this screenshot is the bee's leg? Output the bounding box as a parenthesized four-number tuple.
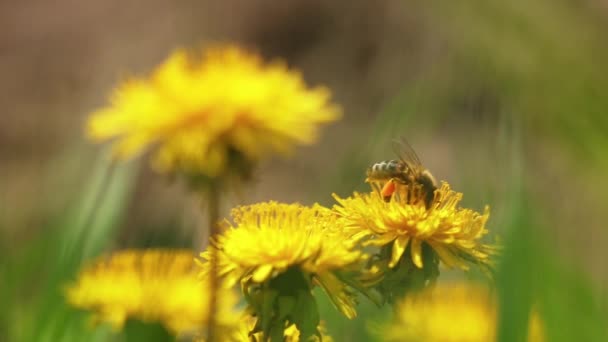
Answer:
(381, 179, 397, 200)
(369, 181, 382, 194)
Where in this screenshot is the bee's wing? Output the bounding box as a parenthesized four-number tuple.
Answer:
(391, 137, 424, 172)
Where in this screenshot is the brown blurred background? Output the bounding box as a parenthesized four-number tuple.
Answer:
(2, 0, 608, 294)
(1, 0, 434, 235)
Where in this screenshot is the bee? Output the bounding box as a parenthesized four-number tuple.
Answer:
(366, 139, 438, 207)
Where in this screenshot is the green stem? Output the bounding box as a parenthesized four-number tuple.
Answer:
(206, 184, 221, 342)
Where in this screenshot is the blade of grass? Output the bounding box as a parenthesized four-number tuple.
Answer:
(12, 151, 137, 342)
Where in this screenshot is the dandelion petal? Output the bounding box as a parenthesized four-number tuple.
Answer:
(389, 235, 410, 268)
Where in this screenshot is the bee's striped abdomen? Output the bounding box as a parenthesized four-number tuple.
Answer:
(366, 159, 406, 181)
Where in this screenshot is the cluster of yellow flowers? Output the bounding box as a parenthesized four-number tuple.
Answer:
(65, 44, 535, 342)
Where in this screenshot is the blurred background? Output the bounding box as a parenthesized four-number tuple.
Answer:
(2, 0, 607, 341)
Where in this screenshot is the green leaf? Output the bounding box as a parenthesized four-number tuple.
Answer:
(291, 289, 320, 342)
(260, 287, 279, 339)
(268, 323, 285, 342)
(495, 200, 536, 342)
(123, 320, 174, 342)
(277, 295, 297, 322)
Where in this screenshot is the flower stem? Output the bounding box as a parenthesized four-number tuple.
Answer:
(206, 184, 220, 342)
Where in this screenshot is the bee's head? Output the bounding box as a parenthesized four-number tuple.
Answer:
(419, 169, 439, 190)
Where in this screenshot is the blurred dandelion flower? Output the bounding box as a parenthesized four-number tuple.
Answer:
(385, 283, 495, 341)
(333, 182, 495, 271)
(86, 45, 341, 180)
(66, 249, 239, 337)
(384, 283, 544, 342)
(198, 202, 366, 340)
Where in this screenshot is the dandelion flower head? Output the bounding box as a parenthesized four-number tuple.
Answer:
(87, 45, 341, 179)
(66, 249, 239, 336)
(199, 202, 366, 319)
(385, 283, 495, 341)
(384, 282, 544, 342)
(333, 182, 495, 270)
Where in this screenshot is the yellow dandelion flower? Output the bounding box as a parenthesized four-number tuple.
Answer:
(198, 202, 367, 341)
(333, 182, 495, 271)
(199, 202, 365, 319)
(385, 283, 495, 341)
(66, 249, 239, 337)
(87, 45, 341, 179)
(384, 283, 544, 342)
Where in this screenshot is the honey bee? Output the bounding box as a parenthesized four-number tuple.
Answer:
(366, 139, 438, 207)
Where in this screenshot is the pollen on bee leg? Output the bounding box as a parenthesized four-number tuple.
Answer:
(381, 179, 396, 198)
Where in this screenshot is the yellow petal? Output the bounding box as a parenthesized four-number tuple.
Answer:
(411, 239, 423, 268)
(431, 243, 469, 270)
(252, 264, 274, 282)
(389, 235, 410, 268)
(365, 233, 398, 247)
